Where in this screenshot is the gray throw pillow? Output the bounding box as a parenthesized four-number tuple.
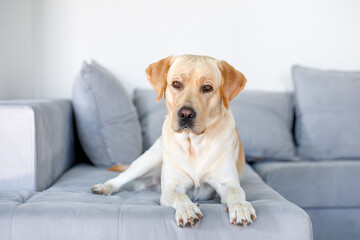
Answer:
(134, 89, 167, 151)
(73, 61, 142, 167)
(134, 89, 298, 161)
(292, 65, 360, 160)
(232, 91, 298, 161)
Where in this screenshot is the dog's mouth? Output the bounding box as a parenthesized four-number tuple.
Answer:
(174, 124, 205, 135)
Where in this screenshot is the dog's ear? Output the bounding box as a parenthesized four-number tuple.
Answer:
(145, 56, 174, 102)
(218, 60, 247, 109)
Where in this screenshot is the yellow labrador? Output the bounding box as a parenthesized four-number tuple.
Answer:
(92, 55, 256, 227)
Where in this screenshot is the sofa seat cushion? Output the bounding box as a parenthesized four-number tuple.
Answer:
(0, 190, 35, 238)
(304, 207, 360, 240)
(253, 160, 360, 208)
(0, 164, 312, 240)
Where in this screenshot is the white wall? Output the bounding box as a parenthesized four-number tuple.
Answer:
(2, 0, 360, 99)
(0, 0, 34, 99)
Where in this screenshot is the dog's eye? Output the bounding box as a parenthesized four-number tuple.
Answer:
(172, 81, 182, 89)
(202, 85, 213, 93)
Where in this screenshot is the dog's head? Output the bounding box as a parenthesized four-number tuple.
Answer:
(145, 55, 247, 134)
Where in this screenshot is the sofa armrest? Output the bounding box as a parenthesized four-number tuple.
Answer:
(0, 100, 75, 191)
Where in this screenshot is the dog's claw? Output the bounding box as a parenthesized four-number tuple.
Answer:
(178, 216, 200, 227)
(175, 203, 202, 227)
(227, 202, 256, 227)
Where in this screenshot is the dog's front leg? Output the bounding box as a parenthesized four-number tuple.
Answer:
(208, 167, 256, 226)
(217, 182, 256, 225)
(91, 137, 163, 195)
(161, 186, 203, 227)
(160, 164, 203, 227)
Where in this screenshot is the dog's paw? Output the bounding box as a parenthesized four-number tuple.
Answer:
(175, 203, 203, 227)
(226, 201, 256, 226)
(91, 184, 113, 196)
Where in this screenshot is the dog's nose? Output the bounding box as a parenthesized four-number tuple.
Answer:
(178, 107, 196, 122)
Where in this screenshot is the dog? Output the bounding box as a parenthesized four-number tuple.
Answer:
(91, 55, 256, 227)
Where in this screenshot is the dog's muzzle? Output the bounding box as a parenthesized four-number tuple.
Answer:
(177, 106, 196, 129)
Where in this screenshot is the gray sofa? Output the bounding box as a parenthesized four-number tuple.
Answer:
(253, 161, 360, 240)
(1, 64, 359, 240)
(253, 66, 360, 240)
(0, 100, 312, 240)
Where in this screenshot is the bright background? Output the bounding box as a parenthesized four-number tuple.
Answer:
(1, 0, 360, 99)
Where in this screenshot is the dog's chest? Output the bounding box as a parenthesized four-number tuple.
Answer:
(170, 132, 222, 185)
(174, 132, 208, 160)
(186, 134, 205, 157)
